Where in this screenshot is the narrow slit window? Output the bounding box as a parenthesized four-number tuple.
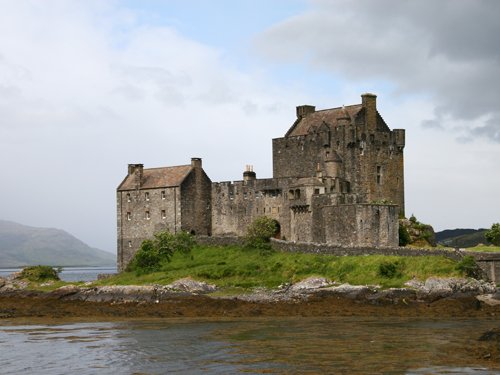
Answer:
(376, 166, 382, 185)
(126, 193, 131, 202)
(145, 192, 150, 201)
(128, 241, 132, 248)
(127, 212, 131, 221)
(161, 190, 166, 200)
(145, 211, 150, 220)
(161, 210, 166, 219)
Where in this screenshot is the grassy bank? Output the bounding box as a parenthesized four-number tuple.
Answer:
(463, 245, 500, 253)
(97, 245, 464, 289)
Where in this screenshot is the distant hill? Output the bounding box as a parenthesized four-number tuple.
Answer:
(0, 220, 115, 267)
(435, 228, 488, 248)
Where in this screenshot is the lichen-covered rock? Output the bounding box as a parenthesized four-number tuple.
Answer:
(165, 278, 217, 294)
(289, 277, 334, 292)
(404, 277, 496, 300)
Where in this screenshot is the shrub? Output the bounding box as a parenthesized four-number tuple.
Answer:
(485, 223, 500, 246)
(244, 216, 278, 250)
(378, 261, 403, 278)
(19, 265, 60, 282)
(456, 255, 482, 278)
(399, 225, 411, 246)
(128, 231, 196, 274)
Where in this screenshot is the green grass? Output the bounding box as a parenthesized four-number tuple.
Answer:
(96, 245, 464, 289)
(463, 245, 500, 253)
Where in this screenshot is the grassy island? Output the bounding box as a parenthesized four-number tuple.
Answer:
(96, 244, 465, 290)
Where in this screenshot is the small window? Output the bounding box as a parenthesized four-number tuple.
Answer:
(145, 211, 150, 220)
(127, 212, 131, 221)
(314, 188, 320, 195)
(295, 189, 301, 199)
(161, 210, 166, 219)
(161, 190, 166, 200)
(126, 193, 131, 203)
(376, 166, 382, 185)
(128, 241, 132, 248)
(145, 192, 150, 201)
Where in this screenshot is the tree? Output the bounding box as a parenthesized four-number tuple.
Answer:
(485, 223, 500, 246)
(128, 231, 196, 274)
(244, 216, 278, 249)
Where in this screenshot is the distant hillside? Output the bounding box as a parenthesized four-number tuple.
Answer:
(0, 220, 115, 267)
(435, 228, 488, 248)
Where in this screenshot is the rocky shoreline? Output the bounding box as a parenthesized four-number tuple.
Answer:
(0, 276, 499, 319)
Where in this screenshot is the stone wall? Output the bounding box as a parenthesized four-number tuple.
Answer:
(180, 163, 212, 235)
(270, 238, 463, 260)
(323, 204, 399, 247)
(117, 186, 181, 271)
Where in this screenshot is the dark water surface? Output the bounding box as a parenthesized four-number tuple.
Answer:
(0, 317, 497, 374)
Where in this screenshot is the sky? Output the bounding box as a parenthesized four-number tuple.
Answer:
(0, 0, 499, 253)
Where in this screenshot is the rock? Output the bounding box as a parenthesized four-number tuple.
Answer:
(326, 284, 378, 299)
(476, 294, 500, 306)
(478, 329, 500, 342)
(166, 278, 216, 294)
(48, 285, 82, 298)
(289, 277, 334, 292)
(404, 277, 496, 300)
(0, 277, 5, 289)
(76, 285, 159, 303)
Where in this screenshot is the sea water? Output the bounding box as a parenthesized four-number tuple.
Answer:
(0, 317, 497, 374)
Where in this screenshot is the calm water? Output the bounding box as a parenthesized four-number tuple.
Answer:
(0, 266, 116, 282)
(0, 317, 498, 374)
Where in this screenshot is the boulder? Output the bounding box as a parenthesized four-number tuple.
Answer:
(165, 278, 217, 294)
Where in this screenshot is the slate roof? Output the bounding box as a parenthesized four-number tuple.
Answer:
(117, 165, 193, 191)
(286, 104, 362, 137)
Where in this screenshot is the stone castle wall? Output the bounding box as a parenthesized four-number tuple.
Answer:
(117, 186, 181, 270)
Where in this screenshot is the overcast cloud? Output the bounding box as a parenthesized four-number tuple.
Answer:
(256, 0, 500, 142)
(0, 1, 498, 253)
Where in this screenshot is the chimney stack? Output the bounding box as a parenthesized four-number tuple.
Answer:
(243, 165, 256, 182)
(296, 105, 316, 119)
(128, 164, 144, 188)
(361, 93, 377, 130)
(191, 157, 202, 169)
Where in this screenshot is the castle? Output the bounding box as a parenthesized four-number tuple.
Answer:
(117, 93, 405, 270)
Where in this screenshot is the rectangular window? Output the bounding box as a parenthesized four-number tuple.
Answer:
(376, 166, 382, 185)
(145, 192, 150, 201)
(128, 241, 132, 248)
(126, 193, 131, 203)
(161, 210, 166, 219)
(145, 211, 150, 220)
(127, 212, 131, 221)
(314, 188, 320, 195)
(161, 190, 166, 200)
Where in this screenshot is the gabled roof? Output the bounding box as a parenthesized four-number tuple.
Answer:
(117, 165, 193, 191)
(286, 104, 362, 137)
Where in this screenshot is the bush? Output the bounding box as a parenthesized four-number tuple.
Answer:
(19, 265, 61, 282)
(244, 216, 278, 250)
(378, 261, 403, 278)
(456, 255, 482, 278)
(399, 225, 411, 246)
(485, 223, 500, 246)
(128, 231, 196, 274)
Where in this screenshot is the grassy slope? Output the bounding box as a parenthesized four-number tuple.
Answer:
(97, 245, 464, 289)
(463, 245, 500, 253)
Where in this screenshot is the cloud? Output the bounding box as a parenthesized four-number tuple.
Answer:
(0, 1, 305, 251)
(255, 0, 500, 142)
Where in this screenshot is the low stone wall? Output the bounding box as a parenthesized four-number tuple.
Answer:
(270, 238, 464, 260)
(196, 235, 244, 247)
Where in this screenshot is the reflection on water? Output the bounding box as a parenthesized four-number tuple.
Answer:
(0, 317, 497, 374)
